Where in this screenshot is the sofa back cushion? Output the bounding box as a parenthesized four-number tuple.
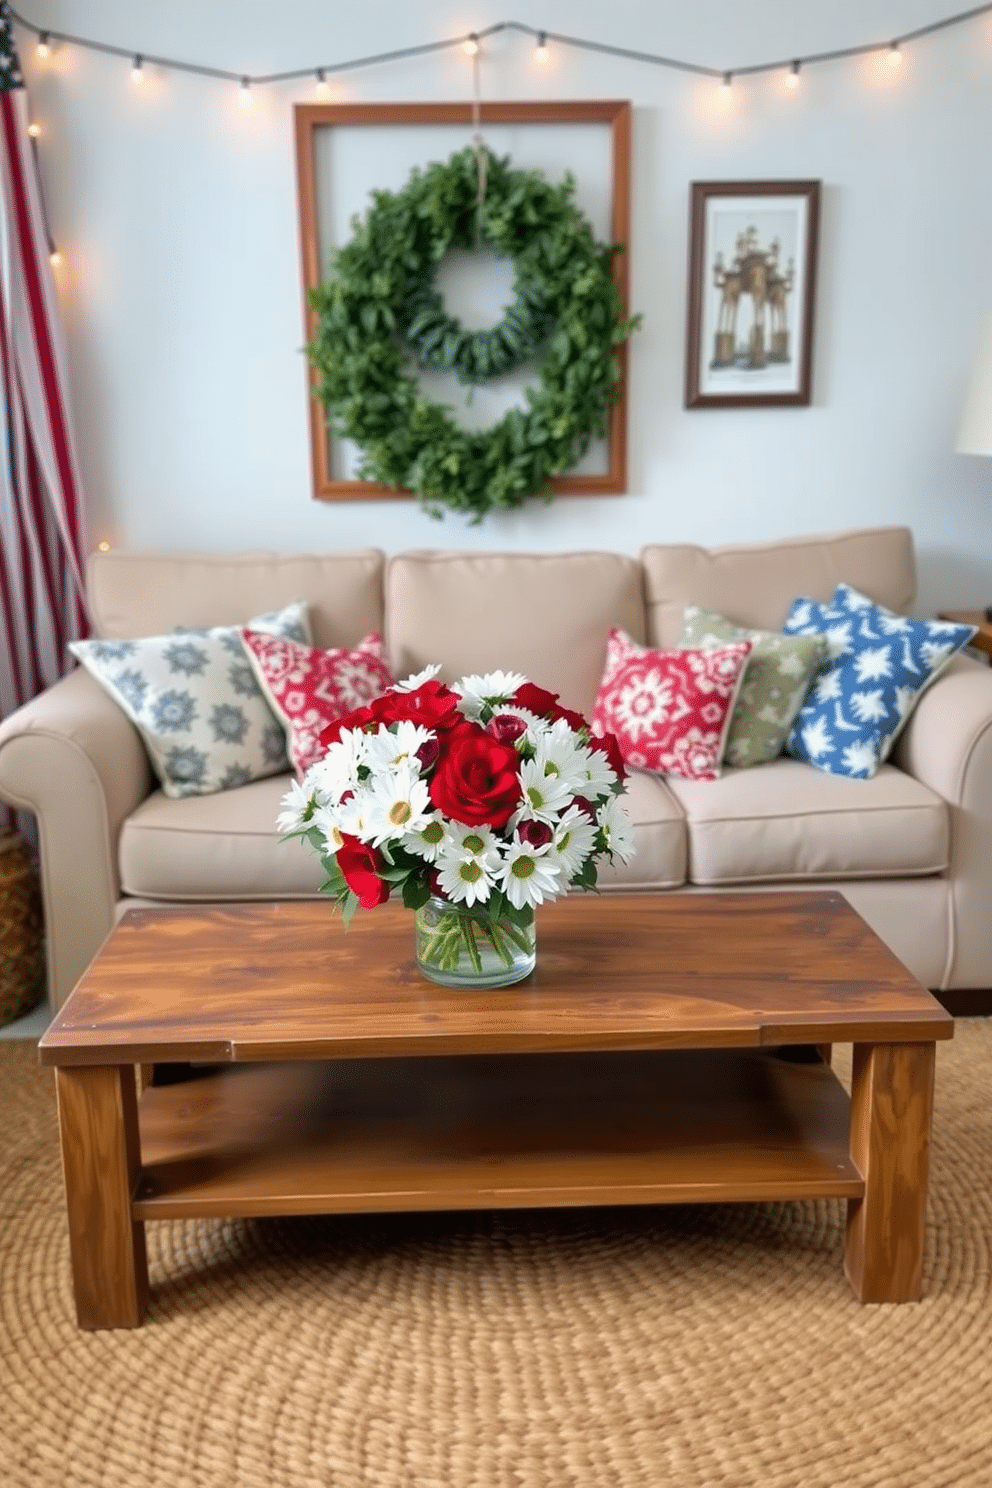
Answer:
(385, 550, 647, 715)
(641, 526, 916, 648)
(87, 550, 385, 649)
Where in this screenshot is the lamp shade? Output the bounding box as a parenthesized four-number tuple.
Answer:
(957, 314, 992, 455)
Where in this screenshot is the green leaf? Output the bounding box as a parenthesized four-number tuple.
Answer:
(304, 142, 641, 522)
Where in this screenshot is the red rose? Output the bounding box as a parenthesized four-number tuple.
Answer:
(589, 728, 627, 781)
(319, 680, 461, 751)
(485, 712, 528, 745)
(381, 679, 462, 733)
(430, 721, 522, 828)
(336, 835, 390, 908)
(319, 705, 376, 750)
(517, 819, 553, 848)
(512, 681, 560, 717)
(551, 703, 590, 733)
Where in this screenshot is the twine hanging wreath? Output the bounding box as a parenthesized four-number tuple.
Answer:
(306, 145, 640, 521)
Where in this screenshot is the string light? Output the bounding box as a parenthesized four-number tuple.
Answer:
(720, 70, 732, 91)
(27, 122, 40, 138)
(239, 75, 251, 106)
(49, 250, 61, 267)
(131, 55, 144, 84)
(314, 68, 329, 98)
(536, 31, 548, 61)
(8, 7, 988, 96)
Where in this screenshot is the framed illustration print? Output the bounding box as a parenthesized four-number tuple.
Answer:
(684, 179, 820, 409)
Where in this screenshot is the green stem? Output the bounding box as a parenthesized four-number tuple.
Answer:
(461, 918, 484, 974)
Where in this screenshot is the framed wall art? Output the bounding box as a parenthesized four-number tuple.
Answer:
(294, 100, 632, 502)
(684, 179, 821, 409)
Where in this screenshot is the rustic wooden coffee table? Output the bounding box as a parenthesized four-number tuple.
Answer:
(39, 891, 952, 1328)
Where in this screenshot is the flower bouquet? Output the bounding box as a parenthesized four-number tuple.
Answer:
(278, 667, 635, 987)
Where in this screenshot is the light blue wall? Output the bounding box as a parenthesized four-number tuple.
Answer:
(21, 1, 992, 613)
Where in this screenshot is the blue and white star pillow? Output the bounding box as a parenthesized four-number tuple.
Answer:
(782, 583, 976, 779)
(70, 601, 311, 798)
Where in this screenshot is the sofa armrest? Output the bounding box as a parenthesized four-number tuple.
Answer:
(0, 667, 153, 1008)
(891, 654, 992, 988)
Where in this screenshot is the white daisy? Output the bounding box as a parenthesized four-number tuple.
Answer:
(435, 838, 501, 905)
(363, 720, 434, 776)
(529, 719, 590, 794)
(307, 727, 368, 805)
(573, 742, 621, 800)
(404, 815, 448, 862)
(321, 788, 376, 845)
(276, 778, 318, 835)
(452, 670, 528, 718)
(363, 765, 432, 848)
(596, 795, 635, 864)
(446, 823, 502, 859)
(311, 802, 350, 853)
(514, 756, 576, 824)
(393, 664, 443, 692)
(546, 805, 598, 881)
(498, 841, 561, 909)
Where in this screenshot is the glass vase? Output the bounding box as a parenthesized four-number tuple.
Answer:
(414, 895, 536, 989)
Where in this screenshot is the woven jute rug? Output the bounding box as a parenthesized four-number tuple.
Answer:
(2, 1026, 991, 1488)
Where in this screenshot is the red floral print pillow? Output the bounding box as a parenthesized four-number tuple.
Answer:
(592, 627, 752, 781)
(240, 630, 394, 777)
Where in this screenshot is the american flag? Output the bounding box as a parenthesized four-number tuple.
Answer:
(0, 1, 89, 835)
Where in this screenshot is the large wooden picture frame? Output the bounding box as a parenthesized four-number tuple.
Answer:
(684, 179, 820, 409)
(294, 100, 632, 501)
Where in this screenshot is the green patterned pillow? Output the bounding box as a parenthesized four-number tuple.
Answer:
(681, 605, 828, 767)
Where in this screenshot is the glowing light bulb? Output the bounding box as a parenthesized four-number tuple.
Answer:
(315, 68, 329, 98)
(786, 60, 800, 89)
(536, 32, 548, 61)
(49, 250, 62, 267)
(131, 55, 144, 84)
(464, 34, 479, 57)
(27, 123, 40, 138)
(888, 41, 902, 67)
(36, 33, 50, 59)
(239, 76, 251, 106)
(720, 71, 732, 92)
(97, 541, 111, 552)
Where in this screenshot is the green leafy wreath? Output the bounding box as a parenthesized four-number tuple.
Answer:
(306, 145, 640, 521)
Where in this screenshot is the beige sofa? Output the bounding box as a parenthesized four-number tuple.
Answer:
(2, 524, 991, 1011)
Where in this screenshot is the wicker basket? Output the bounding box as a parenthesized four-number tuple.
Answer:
(0, 832, 45, 1026)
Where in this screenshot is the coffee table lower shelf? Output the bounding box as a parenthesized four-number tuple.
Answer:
(132, 1048, 864, 1218)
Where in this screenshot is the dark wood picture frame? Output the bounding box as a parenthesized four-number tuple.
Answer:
(684, 179, 820, 409)
(294, 100, 632, 501)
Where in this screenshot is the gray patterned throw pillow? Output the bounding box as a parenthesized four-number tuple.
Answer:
(681, 604, 828, 767)
(69, 601, 310, 797)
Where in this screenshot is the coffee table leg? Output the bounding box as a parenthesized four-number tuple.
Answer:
(54, 1065, 149, 1329)
(844, 1041, 936, 1303)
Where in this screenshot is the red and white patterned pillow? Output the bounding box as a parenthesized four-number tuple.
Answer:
(592, 627, 753, 781)
(240, 630, 394, 777)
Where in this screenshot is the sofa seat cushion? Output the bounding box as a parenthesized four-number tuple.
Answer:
(119, 768, 688, 901)
(590, 767, 687, 890)
(120, 775, 325, 899)
(663, 758, 948, 885)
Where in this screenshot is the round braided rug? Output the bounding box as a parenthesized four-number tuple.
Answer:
(2, 1026, 991, 1488)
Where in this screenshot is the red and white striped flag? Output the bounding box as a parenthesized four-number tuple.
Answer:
(0, 3, 90, 834)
